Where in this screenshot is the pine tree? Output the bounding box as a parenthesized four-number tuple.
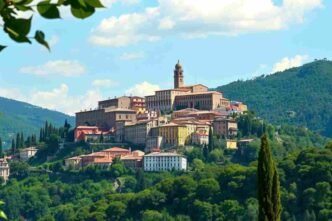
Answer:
(208, 126, 214, 152)
(257, 134, 281, 221)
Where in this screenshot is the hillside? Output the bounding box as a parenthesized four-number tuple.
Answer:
(0, 97, 75, 147)
(215, 59, 332, 137)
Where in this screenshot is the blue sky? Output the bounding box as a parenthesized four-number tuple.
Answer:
(0, 0, 330, 115)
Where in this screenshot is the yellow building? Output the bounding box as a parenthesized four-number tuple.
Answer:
(226, 140, 237, 149)
(158, 123, 189, 147)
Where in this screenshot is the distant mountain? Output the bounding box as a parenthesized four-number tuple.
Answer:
(215, 59, 332, 137)
(0, 97, 75, 147)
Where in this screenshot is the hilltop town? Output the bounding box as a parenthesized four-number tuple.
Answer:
(67, 61, 247, 172)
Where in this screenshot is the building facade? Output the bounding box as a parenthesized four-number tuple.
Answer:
(212, 118, 238, 139)
(76, 108, 137, 130)
(19, 147, 38, 161)
(143, 152, 187, 171)
(145, 61, 230, 112)
(158, 123, 189, 147)
(124, 120, 160, 146)
(0, 158, 10, 182)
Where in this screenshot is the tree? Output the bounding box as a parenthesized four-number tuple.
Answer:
(106, 201, 126, 221)
(11, 139, 15, 155)
(257, 134, 281, 221)
(208, 126, 214, 152)
(0, 201, 7, 220)
(0, 0, 104, 52)
(0, 137, 3, 158)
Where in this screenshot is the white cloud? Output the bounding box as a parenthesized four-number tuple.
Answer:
(90, 0, 322, 47)
(120, 51, 145, 60)
(125, 81, 160, 96)
(19, 60, 86, 77)
(49, 35, 59, 47)
(272, 54, 309, 73)
(92, 79, 117, 88)
(0, 84, 102, 115)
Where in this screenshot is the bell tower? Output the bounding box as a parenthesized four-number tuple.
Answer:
(174, 60, 184, 88)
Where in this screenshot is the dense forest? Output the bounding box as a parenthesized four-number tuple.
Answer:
(0, 97, 74, 147)
(215, 59, 332, 137)
(0, 113, 330, 221)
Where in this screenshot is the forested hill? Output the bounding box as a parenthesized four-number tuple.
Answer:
(0, 96, 74, 147)
(215, 59, 332, 137)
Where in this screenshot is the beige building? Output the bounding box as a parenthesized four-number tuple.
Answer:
(65, 156, 82, 169)
(212, 118, 238, 139)
(19, 147, 38, 161)
(124, 119, 161, 146)
(145, 61, 230, 112)
(174, 91, 230, 110)
(76, 108, 137, 130)
(98, 96, 145, 113)
(0, 158, 10, 182)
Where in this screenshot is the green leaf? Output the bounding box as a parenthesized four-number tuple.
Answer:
(0, 0, 5, 11)
(4, 17, 32, 43)
(85, 0, 104, 8)
(34, 30, 50, 51)
(37, 0, 61, 19)
(0, 211, 6, 220)
(15, 5, 33, 11)
(13, 0, 34, 6)
(0, 45, 5, 52)
(70, 0, 95, 19)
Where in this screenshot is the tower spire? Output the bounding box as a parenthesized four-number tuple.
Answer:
(174, 60, 184, 88)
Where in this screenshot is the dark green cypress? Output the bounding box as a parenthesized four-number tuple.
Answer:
(208, 126, 214, 152)
(16, 133, 20, 150)
(0, 137, 3, 157)
(20, 132, 24, 148)
(257, 134, 281, 221)
(11, 139, 16, 155)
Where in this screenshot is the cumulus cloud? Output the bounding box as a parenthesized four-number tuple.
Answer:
(0, 84, 102, 115)
(19, 60, 86, 77)
(90, 0, 322, 47)
(125, 81, 160, 96)
(272, 55, 309, 73)
(120, 51, 145, 60)
(92, 79, 117, 88)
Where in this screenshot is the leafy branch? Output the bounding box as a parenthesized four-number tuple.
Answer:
(0, 0, 104, 52)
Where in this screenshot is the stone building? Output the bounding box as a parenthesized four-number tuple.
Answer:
(212, 117, 238, 139)
(98, 96, 145, 113)
(76, 108, 137, 130)
(145, 61, 230, 112)
(124, 119, 161, 146)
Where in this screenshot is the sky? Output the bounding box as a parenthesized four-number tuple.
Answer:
(0, 0, 331, 115)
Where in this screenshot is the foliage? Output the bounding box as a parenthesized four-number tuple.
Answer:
(215, 60, 332, 137)
(0, 97, 74, 148)
(0, 0, 104, 51)
(257, 135, 281, 221)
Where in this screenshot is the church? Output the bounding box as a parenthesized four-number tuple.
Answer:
(145, 61, 230, 112)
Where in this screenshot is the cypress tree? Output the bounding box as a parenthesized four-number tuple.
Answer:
(20, 132, 24, 148)
(11, 139, 16, 155)
(0, 137, 3, 157)
(208, 126, 214, 152)
(16, 133, 20, 150)
(257, 134, 281, 221)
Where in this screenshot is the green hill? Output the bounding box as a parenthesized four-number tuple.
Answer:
(0, 96, 75, 147)
(215, 59, 332, 137)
